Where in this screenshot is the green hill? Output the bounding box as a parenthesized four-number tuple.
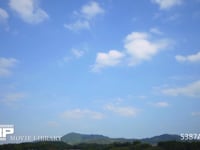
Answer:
(141, 134, 181, 145)
(61, 132, 112, 145)
(61, 132, 180, 145)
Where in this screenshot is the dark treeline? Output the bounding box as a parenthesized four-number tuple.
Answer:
(0, 140, 200, 150)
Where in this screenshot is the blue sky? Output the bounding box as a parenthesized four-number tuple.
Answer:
(0, 0, 200, 140)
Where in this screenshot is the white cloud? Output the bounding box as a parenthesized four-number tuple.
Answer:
(0, 57, 18, 77)
(162, 80, 200, 97)
(154, 101, 169, 107)
(81, 1, 104, 19)
(71, 49, 85, 58)
(153, 12, 180, 22)
(64, 20, 90, 31)
(124, 32, 169, 65)
(176, 51, 200, 63)
(65, 1, 104, 31)
(1, 92, 26, 105)
(0, 8, 9, 30)
(58, 49, 86, 66)
(92, 31, 170, 72)
(105, 104, 139, 117)
(92, 50, 124, 72)
(152, 0, 184, 10)
(9, 0, 48, 24)
(0, 8, 9, 21)
(62, 109, 104, 120)
(167, 13, 180, 21)
(150, 27, 163, 35)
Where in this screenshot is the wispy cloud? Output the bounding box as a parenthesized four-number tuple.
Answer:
(71, 49, 85, 58)
(150, 27, 163, 35)
(153, 101, 169, 107)
(64, 20, 90, 31)
(64, 1, 104, 31)
(176, 51, 200, 63)
(92, 50, 124, 72)
(0, 92, 26, 105)
(0, 8, 9, 21)
(153, 12, 180, 23)
(192, 112, 200, 117)
(9, 0, 49, 24)
(62, 109, 104, 120)
(0, 57, 18, 77)
(162, 80, 200, 97)
(0, 8, 9, 30)
(167, 13, 180, 21)
(58, 48, 86, 66)
(105, 104, 139, 117)
(151, 0, 184, 10)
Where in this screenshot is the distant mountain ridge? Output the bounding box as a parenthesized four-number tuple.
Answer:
(61, 132, 111, 145)
(141, 134, 181, 144)
(61, 132, 181, 145)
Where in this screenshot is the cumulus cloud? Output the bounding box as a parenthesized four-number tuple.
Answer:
(125, 32, 168, 65)
(62, 109, 104, 120)
(81, 1, 104, 20)
(9, 0, 48, 24)
(92, 50, 124, 72)
(64, 1, 104, 31)
(105, 104, 139, 117)
(0, 57, 18, 77)
(92, 31, 170, 71)
(0, 8, 9, 21)
(152, 0, 184, 10)
(162, 80, 200, 97)
(176, 51, 200, 63)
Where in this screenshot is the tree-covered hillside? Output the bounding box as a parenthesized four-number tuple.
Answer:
(1, 141, 200, 150)
(61, 132, 179, 145)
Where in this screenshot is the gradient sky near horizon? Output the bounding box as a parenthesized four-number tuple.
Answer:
(0, 0, 200, 140)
